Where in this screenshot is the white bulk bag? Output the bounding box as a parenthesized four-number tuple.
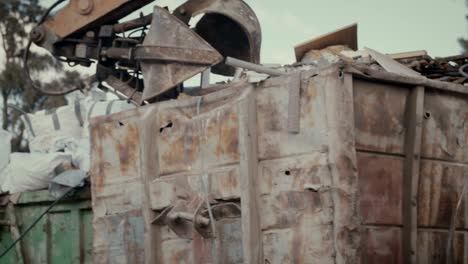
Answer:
(53, 137, 91, 172)
(86, 100, 135, 119)
(23, 100, 86, 153)
(1, 153, 72, 194)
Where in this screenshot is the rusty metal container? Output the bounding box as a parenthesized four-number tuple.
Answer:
(89, 63, 468, 263)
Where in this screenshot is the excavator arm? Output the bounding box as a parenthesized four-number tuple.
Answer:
(29, 0, 262, 103)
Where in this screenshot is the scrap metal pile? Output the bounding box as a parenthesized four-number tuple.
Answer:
(397, 53, 468, 84)
(293, 23, 467, 87)
(346, 49, 468, 84)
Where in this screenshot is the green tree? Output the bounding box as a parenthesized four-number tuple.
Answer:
(460, 0, 468, 53)
(0, 0, 86, 151)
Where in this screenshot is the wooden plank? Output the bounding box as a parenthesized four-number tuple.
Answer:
(294, 23, 358, 62)
(365, 47, 421, 77)
(402, 86, 425, 264)
(389, 50, 427, 60)
(238, 87, 262, 263)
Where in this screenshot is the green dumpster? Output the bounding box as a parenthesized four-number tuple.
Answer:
(0, 187, 93, 264)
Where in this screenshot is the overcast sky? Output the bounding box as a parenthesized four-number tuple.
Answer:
(39, 0, 467, 65)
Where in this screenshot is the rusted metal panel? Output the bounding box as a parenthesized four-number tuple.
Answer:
(89, 110, 145, 264)
(257, 153, 333, 232)
(150, 167, 240, 211)
(259, 190, 332, 230)
(263, 226, 335, 264)
(156, 218, 243, 263)
(93, 211, 145, 264)
(258, 153, 331, 196)
(90, 111, 142, 216)
(353, 77, 468, 263)
(361, 227, 402, 264)
(357, 153, 403, 225)
(256, 74, 328, 160)
(217, 219, 244, 263)
(418, 160, 468, 229)
(422, 90, 468, 162)
(353, 79, 410, 154)
(138, 86, 251, 263)
(417, 230, 466, 264)
(155, 90, 242, 176)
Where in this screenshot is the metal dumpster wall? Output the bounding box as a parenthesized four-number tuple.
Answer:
(88, 63, 468, 263)
(354, 77, 468, 264)
(89, 64, 360, 263)
(0, 188, 93, 264)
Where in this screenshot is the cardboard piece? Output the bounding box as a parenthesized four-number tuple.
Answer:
(295, 23, 358, 62)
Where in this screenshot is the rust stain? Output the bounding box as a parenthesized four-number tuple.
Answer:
(300, 80, 318, 127)
(422, 92, 468, 162)
(336, 153, 357, 185)
(418, 230, 465, 264)
(210, 169, 240, 200)
(353, 80, 408, 153)
(160, 117, 200, 174)
(418, 161, 467, 228)
(115, 122, 139, 174)
(90, 116, 141, 197)
(192, 233, 212, 263)
(169, 243, 191, 264)
(361, 227, 402, 264)
(267, 191, 322, 230)
(90, 125, 106, 193)
(259, 92, 283, 131)
(214, 110, 240, 161)
(93, 163, 106, 193)
(226, 169, 239, 190)
(354, 83, 406, 136)
(292, 227, 304, 264)
(357, 153, 403, 225)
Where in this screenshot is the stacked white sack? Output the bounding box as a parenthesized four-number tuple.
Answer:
(21, 94, 135, 171)
(24, 100, 86, 153)
(1, 153, 72, 194)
